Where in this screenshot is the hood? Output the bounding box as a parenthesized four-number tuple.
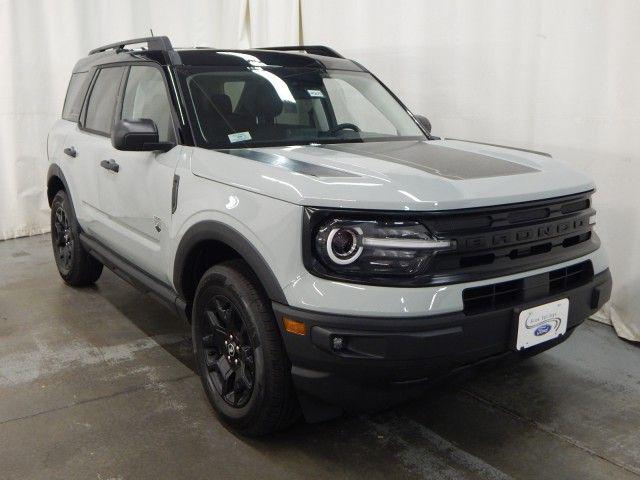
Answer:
(191, 139, 594, 211)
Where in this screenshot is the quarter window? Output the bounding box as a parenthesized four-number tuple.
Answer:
(62, 72, 89, 122)
(83, 67, 125, 135)
(121, 66, 174, 142)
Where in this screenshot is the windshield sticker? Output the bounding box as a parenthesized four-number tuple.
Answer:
(307, 89, 325, 98)
(228, 131, 252, 143)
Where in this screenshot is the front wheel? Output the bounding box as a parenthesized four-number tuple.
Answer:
(192, 260, 298, 436)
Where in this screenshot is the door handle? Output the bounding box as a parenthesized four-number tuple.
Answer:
(100, 159, 120, 173)
(64, 146, 77, 158)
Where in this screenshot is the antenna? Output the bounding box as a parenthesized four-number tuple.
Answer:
(150, 28, 155, 36)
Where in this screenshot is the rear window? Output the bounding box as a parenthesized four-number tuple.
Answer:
(62, 72, 89, 122)
(83, 67, 125, 135)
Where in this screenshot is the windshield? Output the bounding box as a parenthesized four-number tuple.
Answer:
(177, 66, 426, 149)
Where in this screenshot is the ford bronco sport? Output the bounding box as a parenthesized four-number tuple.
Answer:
(47, 36, 612, 436)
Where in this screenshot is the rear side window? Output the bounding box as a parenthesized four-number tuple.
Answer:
(83, 67, 125, 135)
(62, 72, 88, 122)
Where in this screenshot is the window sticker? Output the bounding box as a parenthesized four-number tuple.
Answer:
(307, 89, 325, 98)
(228, 131, 252, 143)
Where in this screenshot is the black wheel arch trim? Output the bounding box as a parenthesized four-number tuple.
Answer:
(47, 163, 74, 207)
(47, 164, 83, 235)
(173, 220, 288, 306)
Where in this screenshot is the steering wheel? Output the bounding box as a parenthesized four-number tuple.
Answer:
(328, 123, 361, 135)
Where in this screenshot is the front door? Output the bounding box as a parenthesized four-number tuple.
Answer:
(97, 65, 180, 282)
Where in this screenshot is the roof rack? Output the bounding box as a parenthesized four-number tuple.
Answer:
(89, 36, 173, 55)
(256, 45, 344, 59)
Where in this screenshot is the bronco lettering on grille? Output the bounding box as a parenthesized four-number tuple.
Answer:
(463, 217, 588, 249)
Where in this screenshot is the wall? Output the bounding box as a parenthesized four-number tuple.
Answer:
(0, 0, 254, 240)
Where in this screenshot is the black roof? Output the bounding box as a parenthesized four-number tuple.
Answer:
(73, 36, 364, 73)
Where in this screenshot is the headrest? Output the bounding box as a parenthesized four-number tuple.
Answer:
(242, 82, 284, 120)
(209, 94, 232, 115)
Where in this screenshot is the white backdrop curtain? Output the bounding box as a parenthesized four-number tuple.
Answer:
(0, 0, 301, 241)
(1, 0, 637, 339)
(0, 0, 251, 241)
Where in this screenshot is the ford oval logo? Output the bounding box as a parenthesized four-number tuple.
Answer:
(534, 324, 552, 336)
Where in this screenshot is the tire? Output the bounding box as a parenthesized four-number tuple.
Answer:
(50, 190, 103, 286)
(192, 260, 298, 436)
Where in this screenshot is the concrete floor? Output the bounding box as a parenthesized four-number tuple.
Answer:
(1, 235, 639, 480)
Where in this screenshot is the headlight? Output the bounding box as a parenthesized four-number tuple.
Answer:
(306, 211, 455, 282)
(325, 225, 364, 264)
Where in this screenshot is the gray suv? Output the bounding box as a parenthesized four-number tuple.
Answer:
(47, 36, 612, 435)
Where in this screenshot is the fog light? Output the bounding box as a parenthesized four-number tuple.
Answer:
(589, 215, 596, 225)
(332, 336, 345, 351)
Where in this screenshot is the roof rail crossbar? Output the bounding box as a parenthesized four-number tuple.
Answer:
(257, 45, 344, 59)
(89, 36, 173, 55)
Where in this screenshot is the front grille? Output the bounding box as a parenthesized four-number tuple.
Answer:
(462, 260, 594, 314)
(421, 191, 598, 283)
(549, 261, 594, 294)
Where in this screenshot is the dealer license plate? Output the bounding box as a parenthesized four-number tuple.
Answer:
(515, 299, 569, 350)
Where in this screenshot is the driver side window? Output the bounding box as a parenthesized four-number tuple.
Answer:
(121, 66, 175, 142)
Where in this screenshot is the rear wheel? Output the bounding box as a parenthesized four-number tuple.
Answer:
(50, 190, 103, 286)
(192, 260, 298, 436)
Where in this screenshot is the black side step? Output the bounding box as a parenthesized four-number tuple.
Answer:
(80, 233, 188, 322)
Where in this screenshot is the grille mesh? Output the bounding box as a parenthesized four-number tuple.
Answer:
(462, 260, 594, 314)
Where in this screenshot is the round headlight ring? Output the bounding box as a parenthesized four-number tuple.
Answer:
(326, 227, 363, 265)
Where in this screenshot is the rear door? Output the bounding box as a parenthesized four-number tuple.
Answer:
(72, 66, 126, 236)
(50, 71, 91, 220)
(96, 64, 181, 281)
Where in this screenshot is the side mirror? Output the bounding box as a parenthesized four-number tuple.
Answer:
(414, 115, 432, 135)
(111, 118, 174, 152)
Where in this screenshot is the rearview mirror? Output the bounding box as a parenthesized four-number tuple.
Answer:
(414, 115, 432, 135)
(111, 118, 174, 152)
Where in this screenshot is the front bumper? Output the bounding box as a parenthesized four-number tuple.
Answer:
(273, 268, 612, 416)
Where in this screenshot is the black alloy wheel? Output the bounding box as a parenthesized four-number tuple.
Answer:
(52, 205, 74, 275)
(192, 260, 299, 436)
(202, 295, 255, 408)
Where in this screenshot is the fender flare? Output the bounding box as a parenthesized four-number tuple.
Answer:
(173, 220, 288, 305)
(47, 163, 76, 212)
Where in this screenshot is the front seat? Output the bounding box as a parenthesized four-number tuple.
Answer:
(235, 81, 284, 141)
